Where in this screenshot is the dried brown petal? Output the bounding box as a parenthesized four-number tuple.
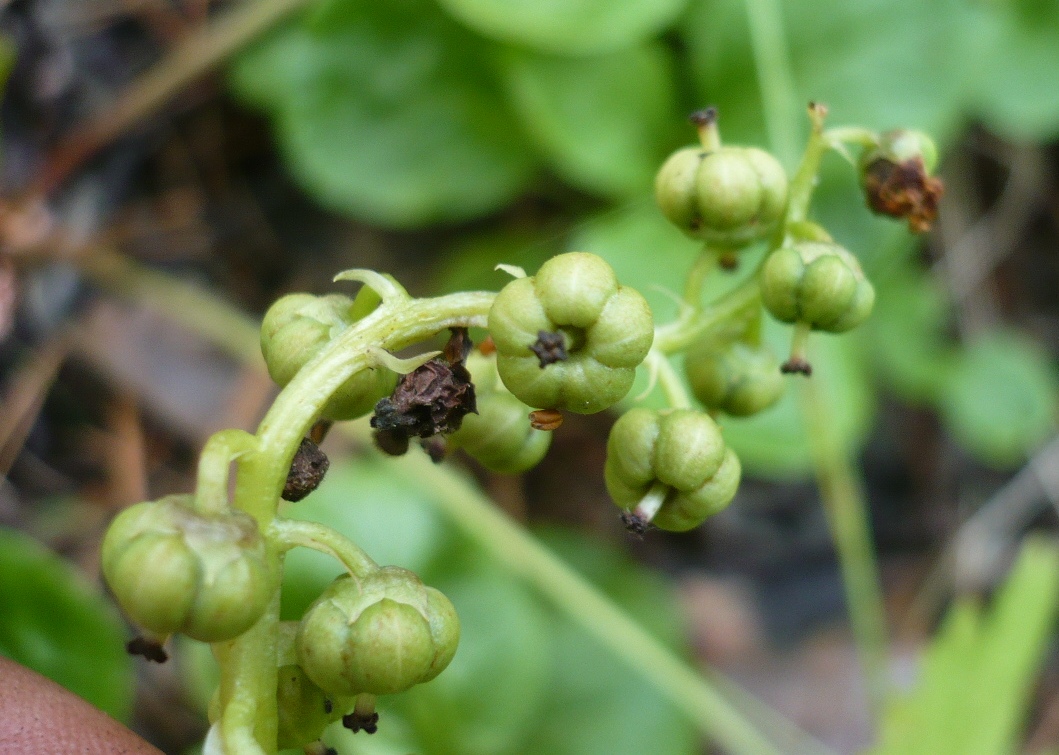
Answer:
(126, 636, 168, 663)
(283, 438, 330, 502)
(343, 710, 379, 734)
(529, 330, 568, 368)
(862, 157, 944, 233)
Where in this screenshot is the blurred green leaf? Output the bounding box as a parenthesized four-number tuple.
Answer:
(281, 454, 454, 619)
(435, 0, 690, 55)
(937, 330, 1058, 468)
(0, 528, 134, 721)
(229, 0, 536, 227)
(963, 2, 1059, 141)
(521, 529, 697, 755)
(435, 230, 559, 295)
(869, 537, 1059, 755)
(501, 44, 680, 197)
(683, 0, 966, 152)
(869, 267, 956, 402)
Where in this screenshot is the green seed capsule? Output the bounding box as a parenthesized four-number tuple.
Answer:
(488, 253, 654, 414)
(760, 241, 875, 333)
(276, 664, 347, 750)
(101, 495, 271, 642)
(448, 390, 551, 473)
(297, 567, 459, 698)
(685, 340, 784, 417)
(260, 292, 396, 421)
(604, 409, 741, 531)
(655, 146, 788, 248)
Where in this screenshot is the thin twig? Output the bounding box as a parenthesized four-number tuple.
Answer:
(31, 0, 313, 196)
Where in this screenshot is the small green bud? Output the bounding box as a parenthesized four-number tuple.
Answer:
(760, 241, 875, 333)
(101, 495, 271, 642)
(604, 409, 741, 532)
(260, 292, 397, 421)
(276, 664, 348, 750)
(685, 340, 784, 417)
(488, 253, 654, 414)
(297, 567, 459, 697)
(655, 146, 787, 248)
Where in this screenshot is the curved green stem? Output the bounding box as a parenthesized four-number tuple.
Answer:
(270, 518, 378, 578)
(786, 103, 830, 225)
(634, 480, 670, 523)
(195, 429, 258, 515)
(655, 278, 761, 354)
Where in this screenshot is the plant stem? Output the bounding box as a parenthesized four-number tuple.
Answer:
(34, 0, 314, 196)
(744, 0, 800, 166)
(683, 246, 722, 308)
(86, 251, 834, 755)
(800, 378, 888, 716)
(269, 519, 378, 577)
(364, 434, 834, 755)
(649, 350, 693, 410)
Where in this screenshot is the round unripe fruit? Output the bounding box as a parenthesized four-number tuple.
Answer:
(685, 341, 784, 417)
(760, 241, 875, 333)
(488, 253, 654, 414)
(260, 293, 396, 421)
(447, 390, 551, 473)
(101, 495, 270, 642)
(655, 146, 788, 248)
(605, 409, 741, 531)
(297, 567, 459, 698)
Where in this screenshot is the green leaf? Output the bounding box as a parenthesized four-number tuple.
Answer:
(0, 528, 135, 720)
(869, 267, 956, 403)
(501, 44, 680, 197)
(434, 230, 559, 295)
(229, 0, 536, 227)
(938, 330, 1058, 468)
(281, 456, 454, 619)
(682, 0, 966, 149)
(870, 537, 1059, 755)
(963, 2, 1059, 141)
(435, 0, 690, 55)
(520, 529, 697, 755)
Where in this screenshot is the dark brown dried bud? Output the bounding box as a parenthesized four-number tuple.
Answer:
(343, 710, 379, 734)
(529, 330, 568, 368)
(283, 438, 330, 502)
(780, 357, 813, 377)
(688, 107, 718, 128)
(862, 156, 943, 233)
(478, 335, 496, 356)
(620, 512, 651, 538)
(369, 330, 477, 456)
(528, 409, 563, 431)
(126, 636, 168, 663)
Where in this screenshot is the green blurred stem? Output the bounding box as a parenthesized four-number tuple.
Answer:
(744, 0, 800, 166)
(195, 429, 258, 515)
(786, 103, 830, 225)
(801, 378, 888, 716)
(368, 434, 835, 755)
(683, 247, 722, 308)
(649, 350, 693, 410)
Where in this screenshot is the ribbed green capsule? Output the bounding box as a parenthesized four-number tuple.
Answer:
(605, 409, 741, 531)
(260, 291, 396, 421)
(685, 340, 784, 417)
(448, 348, 551, 476)
(488, 253, 653, 414)
(297, 567, 459, 698)
(760, 241, 875, 333)
(655, 146, 787, 248)
(101, 495, 271, 642)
